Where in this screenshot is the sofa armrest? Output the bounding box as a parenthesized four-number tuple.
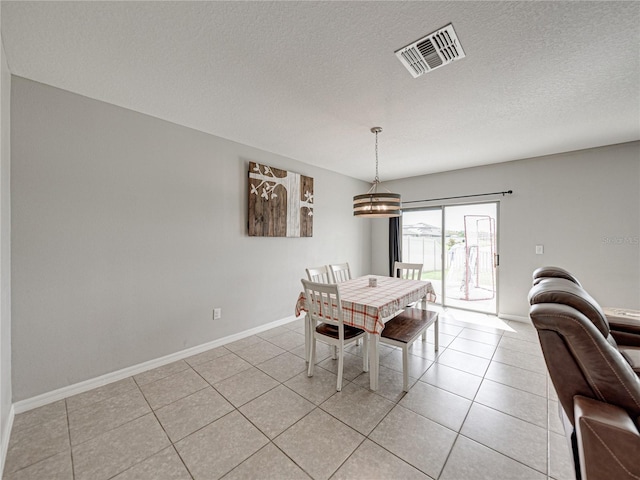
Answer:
(611, 330, 640, 348)
(574, 395, 640, 480)
(604, 308, 640, 347)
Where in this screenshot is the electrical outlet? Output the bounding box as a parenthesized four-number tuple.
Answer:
(535, 245, 544, 255)
(213, 308, 222, 320)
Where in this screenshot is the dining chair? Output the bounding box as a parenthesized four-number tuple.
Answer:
(328, 263, 362, 346)
(393, 261, 424, 310)
(329, 262, 352, 283)
(306, 265, 332, 283)
(393, 261, 423, 280)
(301, 279, 368, 391)
(305, 265, 335, 360)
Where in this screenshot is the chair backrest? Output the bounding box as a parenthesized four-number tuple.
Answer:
(301, 279, 343, 329)
(306, 265, 332, 284)
(330, 263, 351, 283)
(528, 279, 640, 427)
(393, 261, 423, 280)
(532, 266, 582, 287)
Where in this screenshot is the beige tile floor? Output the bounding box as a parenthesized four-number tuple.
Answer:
(3, 308, 576, 480)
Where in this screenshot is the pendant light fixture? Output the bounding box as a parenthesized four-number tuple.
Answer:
(353, 127, 402, 217)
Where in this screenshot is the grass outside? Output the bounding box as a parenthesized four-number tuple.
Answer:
(422, 270, 442, 280)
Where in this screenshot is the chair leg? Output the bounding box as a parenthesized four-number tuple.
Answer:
(402, 345, 409, 392)
(337, 344, 344, 391)
(434, 316, 439, 351)
(304, 314, 310, 363)
(421, 300, 428, 342)
(331, 345, 337, 360)
(308, 335, 316, 377)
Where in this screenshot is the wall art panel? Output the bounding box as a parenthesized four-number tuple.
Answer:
(248, 162, 313, 237)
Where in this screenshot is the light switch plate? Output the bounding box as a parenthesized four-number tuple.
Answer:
(535, 245, 544, 255)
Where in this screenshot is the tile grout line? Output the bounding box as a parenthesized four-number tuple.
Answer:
(468, 338, 553, 433)
(120, 374, 196, 480)
(432, 326, 501, 479)
(155, 373, 217, 480)
(474, 342, 553, 477)
(433, 322, 556, 478)
(158, 338, 338, 479)
(318, 379, 421, 478)
(65, 399, 77, 480)
(259, 342, 426, 479)
(97, 378, 182, 479)
(318, 320, 458, 479)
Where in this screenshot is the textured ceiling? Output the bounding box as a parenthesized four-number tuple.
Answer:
(2, 1, 639, 181)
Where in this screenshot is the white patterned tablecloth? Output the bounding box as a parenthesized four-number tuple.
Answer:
(295, 275, 436, 334)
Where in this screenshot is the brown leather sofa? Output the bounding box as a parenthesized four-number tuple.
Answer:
(532, 266, 640, 348)
(528, 277, 640, 480)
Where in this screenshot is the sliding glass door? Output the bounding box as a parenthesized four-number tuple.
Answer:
(402, 202, 498, 314)
(402, 208, 444, 299)
(442, 203, 497, 313)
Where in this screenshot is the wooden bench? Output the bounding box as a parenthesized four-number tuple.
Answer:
(380, 308, 439, 392)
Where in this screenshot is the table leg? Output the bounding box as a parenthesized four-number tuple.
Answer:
(304, 314, 310, 363)
(421, 295, 428, 342)
(369, 332, 379, 391)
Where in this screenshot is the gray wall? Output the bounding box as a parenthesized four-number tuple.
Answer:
(372, 142, 640, 319)
(9, 74, 640, 402)
(1, 35, 12, 452)
(11, 77, 372, 401)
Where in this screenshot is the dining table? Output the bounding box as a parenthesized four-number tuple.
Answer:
(295, 274, 437, 391)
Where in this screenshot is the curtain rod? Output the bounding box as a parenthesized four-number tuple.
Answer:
(403, 190, 513, 205)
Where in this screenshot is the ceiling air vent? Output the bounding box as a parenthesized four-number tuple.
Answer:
(395, 23, 466, 78)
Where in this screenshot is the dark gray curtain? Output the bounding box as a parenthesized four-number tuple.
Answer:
(389, 217, 401, 276)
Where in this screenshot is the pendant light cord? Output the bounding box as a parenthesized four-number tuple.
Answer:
(371, 126, 383, 189)
(374, 129, 380, 184)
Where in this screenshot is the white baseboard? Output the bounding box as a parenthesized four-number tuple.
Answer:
(1, 403, 14, 475)
(498, 313, 531, 324)
(13, 314, 302, 415)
